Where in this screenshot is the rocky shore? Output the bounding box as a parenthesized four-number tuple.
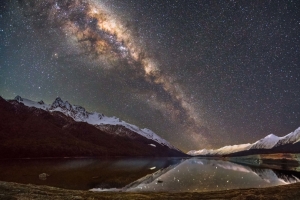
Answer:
(1, 181, 300, 200)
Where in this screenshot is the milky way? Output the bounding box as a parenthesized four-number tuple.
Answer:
(16, 0, 209, 145)
(1, 0, 300, 151)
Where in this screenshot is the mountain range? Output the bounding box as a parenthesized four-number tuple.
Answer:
(0, 96, 185, 158)
(188, 127, 300, 157)
(2, 95, 299, 159)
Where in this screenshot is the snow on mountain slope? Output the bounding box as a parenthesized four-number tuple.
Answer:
(188, 134, 283, 156)
(250, 134, 281, 149)
(214, 143, 252, 155)
(188, 127, 300, 156)
(191, 133, 283, 156)
(187, 143, 251, 156)
(13, 96, 175, 149)
(14, 95, 50, 110)
(187, 149, 215, 156)
(274, 127, 300, 147)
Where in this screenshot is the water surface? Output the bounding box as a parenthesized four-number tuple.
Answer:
(0, 157, 299, 192)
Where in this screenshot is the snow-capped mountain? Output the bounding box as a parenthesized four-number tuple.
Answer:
(213, 143, 252, 155)
(274, 127, 300, 147)
(187, 143, 251, 156)
(187, 149, 215, 156)
(250, 134, 281, 149)
(1, 95, 185, 158)
(13, 96, 175, 149)
(188, 127, 300, 156)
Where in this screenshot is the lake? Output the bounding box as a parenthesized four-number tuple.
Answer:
(0, 157, 299, 192)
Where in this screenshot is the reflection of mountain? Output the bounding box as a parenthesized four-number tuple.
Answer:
(249, 167, 300, 184)
(122, 160, 184, 191)
(249, 168, 284, 183)
(91, 158, 300, 192)
(90, 158, 185, 192)
(222, 159, 300, 184)
(0, 158, 183, 190)
(193, 159, 300, 185)
(273, 171, 300, 184)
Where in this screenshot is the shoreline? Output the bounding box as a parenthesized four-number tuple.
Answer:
(1, 181, 300, 200)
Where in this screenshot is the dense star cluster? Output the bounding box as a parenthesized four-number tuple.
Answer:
(0, 0, 300, 151)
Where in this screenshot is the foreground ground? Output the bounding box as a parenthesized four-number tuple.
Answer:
(1, 181, 300, 200)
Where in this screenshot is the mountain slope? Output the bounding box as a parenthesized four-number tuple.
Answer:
(187, 143, 251, 156)
(13, 96, 175, 149)
(250, 134, 281, 149)
(188, 127, 300, 156)
(274, 128, 300, 147)
(0, 96, 185, 158)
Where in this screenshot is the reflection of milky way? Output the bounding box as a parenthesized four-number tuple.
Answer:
(19, 0, 208, 143)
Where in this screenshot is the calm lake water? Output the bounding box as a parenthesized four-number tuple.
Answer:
(0, 157, 299, 192)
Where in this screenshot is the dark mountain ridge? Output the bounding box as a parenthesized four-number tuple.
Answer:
(0, 96, 186, 158)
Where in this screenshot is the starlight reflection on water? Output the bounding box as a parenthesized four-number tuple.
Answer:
(0, 158, 299, 192)
(116, 158, 300, 193)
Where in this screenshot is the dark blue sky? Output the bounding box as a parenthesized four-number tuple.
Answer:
(0, 0, 300, 151)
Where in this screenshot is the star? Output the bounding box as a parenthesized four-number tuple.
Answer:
(0, 0, 299, 151)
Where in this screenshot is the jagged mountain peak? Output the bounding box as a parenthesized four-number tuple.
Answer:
(55, 96, 63, 101)
(250, 134, 281, 150)
(51, 97, 67, 108)
(274, 127, 300, 147)
(38, 100, 45, 105)
(49, 98, 89, 120)
(10, 96, 176, 149)
(0, 97, 185, 158)
(14, 95, 23, 102)
(265, 134, 278, 138)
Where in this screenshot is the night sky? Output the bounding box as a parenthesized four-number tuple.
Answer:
(1, 0, 300, 152)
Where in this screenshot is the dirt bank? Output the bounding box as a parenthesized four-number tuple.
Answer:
(1, 181, 300, 200)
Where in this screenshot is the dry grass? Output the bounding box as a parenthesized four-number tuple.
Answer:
(1, 181, 300, 200)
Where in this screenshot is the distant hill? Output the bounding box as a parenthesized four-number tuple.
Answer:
(188, 127, 300, 157)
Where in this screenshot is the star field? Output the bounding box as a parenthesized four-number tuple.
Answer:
(0, 0, 300, 152)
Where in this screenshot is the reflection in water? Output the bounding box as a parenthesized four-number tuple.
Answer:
(91, 158, 300, 192)
(0, 158, 183, 190)
(0, 158, 299, 192)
